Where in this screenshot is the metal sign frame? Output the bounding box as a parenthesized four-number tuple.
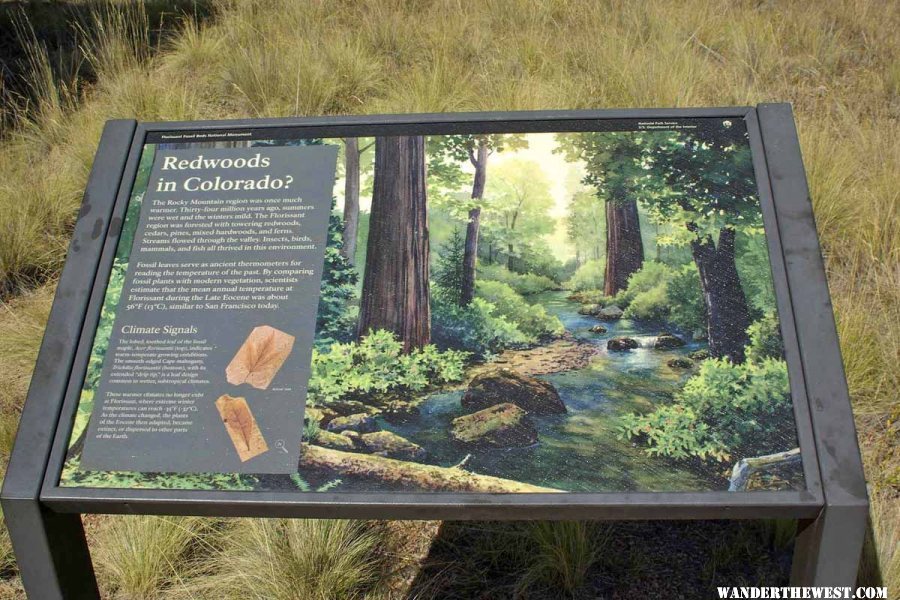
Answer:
(1, 104, 868, 598)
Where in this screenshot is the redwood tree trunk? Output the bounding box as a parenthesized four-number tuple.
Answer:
(691, 227, 750, 363)
(357, 136, 430, 352)
(603, 199, 644, 296)
(341, 137, 360, 264)
(460, 141, 488, 306)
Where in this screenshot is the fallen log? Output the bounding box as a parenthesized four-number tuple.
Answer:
(300, 444, 561, 493)
(728, 448, 802, 492)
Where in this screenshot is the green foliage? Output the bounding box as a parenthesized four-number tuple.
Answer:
(594, 261, 706, 330)
(316, 202, 359, 346)
(746, 312, 785, 363)
(433, 227, 466, 304)
(568, 259, 605, 291)
(668, 265, 708, 333)
(478, 264, 558, 295)
(623, 284, 670, 321)
(615, 261, 671, 306)
(634, 128, 762, 243)
(426, 134, 528, 209)
(510, 240, 571, 283)
(567, 289, 612, 305)
(476, 280, 564, 339)
(618, 261, 673, 321)
(481, 159, 556, 265)
(556, 131, 647, 206)
(304, 418, 321, 443)
(620, 358, 794, 462)
(431, 286, 530, 357)
(308, 329, 468, 405)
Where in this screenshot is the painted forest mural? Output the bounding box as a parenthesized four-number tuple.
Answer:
(301, 120, 803, 494)
(60, 120, 804, 493)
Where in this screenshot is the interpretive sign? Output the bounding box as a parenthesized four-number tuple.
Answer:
(62, 118, 808, 494)
(0, 106, 869, 598)
(80, 146, 335, 474)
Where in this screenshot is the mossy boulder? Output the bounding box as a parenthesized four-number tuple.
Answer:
(589, 324, 607, 334)
(607, 337, 639, 351)
(306, 406, 325, 424)
(378, 399, 421, 423)
(359, 431, 427, 461)
(306, 405, 339, 426)
(450, 403, 538, 448)
(326, 413, 377, 434)
(340, 430, 362, 444)
(315, 429, 357, 451)
(688, 349, 711, 361)
(328, 399, 380, 416)
(667, 357, 694, 369)
(578, 303, 602, 315)
(654, 332, 686, 349)
(462, 368, 566, 415)
(597, 305, 624, 320)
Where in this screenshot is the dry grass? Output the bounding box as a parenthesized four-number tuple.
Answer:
(0, 0, 897, 596)
(91, 515, 213, 599)
(179, 519, 390, 600)
(0, 285, 53, 463)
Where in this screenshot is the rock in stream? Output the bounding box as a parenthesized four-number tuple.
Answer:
(462, 368, 566, 415)
(450, 403, 538, 448)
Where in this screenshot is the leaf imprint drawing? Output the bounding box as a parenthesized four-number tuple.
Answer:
(215, 394, 268, 462)
(225, 325, 295, 390)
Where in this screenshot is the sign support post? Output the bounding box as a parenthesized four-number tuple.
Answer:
(757, 103, 869, 585)
(2, 500, 98, 599)
(1, 119, 136, 599)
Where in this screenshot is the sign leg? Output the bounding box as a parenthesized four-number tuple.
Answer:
(791, 503, 867, 586)
(3, 499, 99, 599)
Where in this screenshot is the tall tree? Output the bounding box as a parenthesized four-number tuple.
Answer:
(357, 136, 430, 352)
(604, 198, 644, 296)
(461, 139, 488, 306)
(428, 135, 527, 305)
(556, 133, 644, 296)
(638, 126, 757, 363)
(316, 199, 358, 345)
(341, 137, 374, 265)
(433, 228, 466, 304)
(482, 159, 555, 271)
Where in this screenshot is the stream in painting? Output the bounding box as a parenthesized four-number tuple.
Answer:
(377, 291, 724, 492)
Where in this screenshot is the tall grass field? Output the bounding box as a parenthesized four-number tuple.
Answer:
(0, 0, 897, 597)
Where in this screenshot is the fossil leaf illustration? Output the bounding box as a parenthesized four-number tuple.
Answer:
(215, 394, 268, 462)
(226, 325, 295, 390)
